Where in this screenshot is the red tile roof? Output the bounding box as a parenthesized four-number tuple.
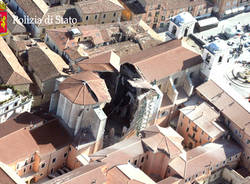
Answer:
(121, 40, 202, 82)
(196, 80, 250, 136)
(59, 71, 111, 105)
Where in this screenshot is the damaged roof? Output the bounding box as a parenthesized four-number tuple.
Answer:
(59, 71, 111, 105)
(121, 40, 202, 82)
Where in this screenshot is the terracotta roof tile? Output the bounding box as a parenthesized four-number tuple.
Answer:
(77, 52, 117, 72)
(0, 37, 32, 85)
(0, 129, 39, 165)
(75, 0, 124, 14)
(59, 71, 111, 105)
(28, 43, 68, 82)
(30, 119, 73, 155)
(121, 40, 202, 82)
(169, 139, 242, 179)
(196, 80, 250, 135)
(0, 112, 44, 139)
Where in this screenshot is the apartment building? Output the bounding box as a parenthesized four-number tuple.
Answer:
(168, 139, 242, 183)
(0, 115, 73, 184)
(75, 0, 124, 25)
(211, 0, 249, 18)
(177, 102, 225, 149)
(0, 87, 32, 123)
(43, 125, 242, 184)
(196, 80, 250, 171)
(120, 0, 213, 31)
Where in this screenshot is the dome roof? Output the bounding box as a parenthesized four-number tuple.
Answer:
(173, 12, 196, 26)
(59, 71, 111, 105)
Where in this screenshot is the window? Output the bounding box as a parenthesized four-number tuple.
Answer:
(192, 133, 195, 138)
(113, 12, 116, 17)
(148, 12, 152, 17)
(201, 131, 204, 135)
(86, 16, 89, 21)
(5, 106, 9, 111)
(155, 11, 160, 17)
(51, 168, 54, 174)
(206, 54, 211, 63)
(24, 168, 26, 173)
(95, 15, 98, 19)
(247, 140, 250, 144)
(161, 16, 165, 21)
(14, 102, 18, 106)
(189, 72, 194, 78)
(235, 130, 238, 135)
(40, 173, 43, 176)
(134, 160, 137, 165)
(186, 127, 189, 132)
(180, 122, 183, 127)
(160, 23, 164, 28)
(64, 153, 68, 158)
(52, 158, 56, 163)
(31, 156, 34, 162)
(174, 78, 178, 85)
(161, 111, 168, 117)
(103, 14, 106, 19)
(30, 165, 32, 170)
(218, 56, 223, 63)
(223, 161, 226, 164)
(141, 157, 144, 163)
(208, 136, 211, 141)
(41, 163, 45, 168)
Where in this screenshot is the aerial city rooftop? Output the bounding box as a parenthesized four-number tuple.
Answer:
(0, 0, 249, 183)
